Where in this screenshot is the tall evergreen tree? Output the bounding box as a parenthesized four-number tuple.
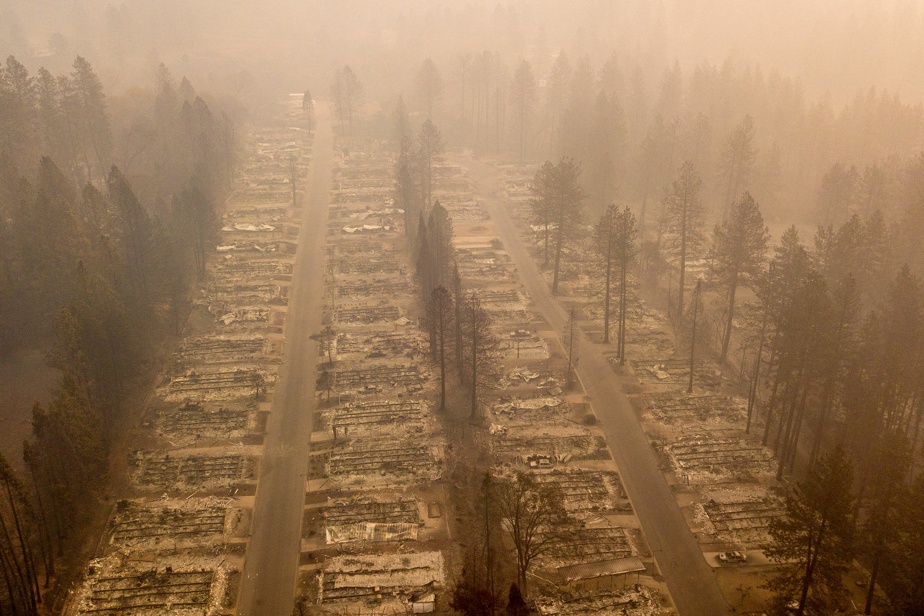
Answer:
(460, 292, 500, 419)
(107, 165, 155, 302)
(711, 191, 770, 362)
(594, 204, 637, 356)
(330, 65, 363, 134)
(719, 114, 757, 215)
(70, 57, 111, 180)
(662, 161, 705, 319)
(416, 119, 445, 210)
(766, 446, 855, 616)
(427, 286, 454, 411)
(528, 157, 586, 294)
(416, 58, 444, 120)
(428, 200, 454, 287)
(509, 60, 536, 160)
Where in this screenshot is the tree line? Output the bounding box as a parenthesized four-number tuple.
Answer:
(393, 114, 501, 421)
(744, 214, 924, 613)
(0, 55, 234, 612)
(382, 57, 924, 614)
(394, 52, 924, 238)
(391, 115, 575, 614)
(521, 145, 924, 613)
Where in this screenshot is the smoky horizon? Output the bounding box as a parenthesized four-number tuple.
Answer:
(0, 3, 922, 616)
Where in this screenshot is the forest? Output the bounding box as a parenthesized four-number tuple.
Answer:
(368, 46, 924, 614)
(0, 55, 234, 612)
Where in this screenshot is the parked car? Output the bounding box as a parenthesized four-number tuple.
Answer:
(717, 550, 747, 563)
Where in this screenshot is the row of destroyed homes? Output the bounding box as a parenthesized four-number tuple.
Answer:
(501, 160, 786, 612)
(67, 94, 312, 616)
(294, 135, 679, 614)
(443, 156, 673, 616)
(298, 137, 448, 616)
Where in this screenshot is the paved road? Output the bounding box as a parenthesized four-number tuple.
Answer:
(466, 159, 733, 616)
(237, 108, 332, 615)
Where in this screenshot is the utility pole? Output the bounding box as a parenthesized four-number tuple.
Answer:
(289, 156, 298, 207)
(688, 280, 701, 394)
(567, 307, 576, 390)
(470, 292, 479, 420)
(746, 275, 772, 432)
(327, 245, 337, 313)
(482, 472, 495, 610)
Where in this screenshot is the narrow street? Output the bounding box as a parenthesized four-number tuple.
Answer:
(465, 158, 733, 616)
(237, 106, 332, 616)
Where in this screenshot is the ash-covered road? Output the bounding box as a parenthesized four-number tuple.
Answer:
(237, 106, 332, 616)
(465, 157, 733, 616)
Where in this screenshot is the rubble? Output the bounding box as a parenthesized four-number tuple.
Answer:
(334, 365, 428, 396)
(491, 418, 606, 461)
(532, 469, 631, 513)
(699, 485, 784, 545)
(337, 257, 401, 275)
(336, 331, 424, 360)
(69, 100, 314, 614)
(157, 402, 253, 438)
(158, 366, 269, 402)
(336, 279, 409, 298)
(628, 358, 722, 389)
(108, 498, 239, 550)
(668, 435, 775, 484)
(321, 438, 441, 488)
(319, 551, 444, 607)
(74, 554, 230, 616)
(327, 400, 427, 438)
(132, 452, 252, 491)
(334, 303, 402, 325)
(298, 152, 468, 613)
(323, 497, 422, 544)
(643, 393, 746, 426)
(535, 585, 663, 616)
(177, 336, 267, 365)
(540, 526, 635, 568)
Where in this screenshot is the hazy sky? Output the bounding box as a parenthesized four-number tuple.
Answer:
(2, 0, 923, 108)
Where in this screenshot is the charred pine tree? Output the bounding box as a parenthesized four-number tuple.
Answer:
(593, 204, 618, 345)
(710, 191, 769, 363)
(806, 274, 860, 472)
(416, 119, 444, 210)
(27, 376, 105, 548)
(771, 272, 831, 479)
(0, 454, 40, 615)
(450, 473, 503, 615)
(428, 201, 455, 287)
(428, 286, 455, 411)
(661, 162, 705, 321)
(528, 161, 555, 266)
(719, 115, 757, 216)
(416, 214, 436, 308)
(760, 227, 811, 447)
(614, 207, 638, 363)
(330, 66, 362, 135)
(460, 292, 500, 420)
(859, 431, 911, 614)
(452, 263, 464, 378)
(395, 137, 419, 243)
(302, 89, 314, 132)
(107, 165, 155, 303)
(528, 158, 585, 295)
(765, 446, 855, 616)
(20, 443, 53, 584)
